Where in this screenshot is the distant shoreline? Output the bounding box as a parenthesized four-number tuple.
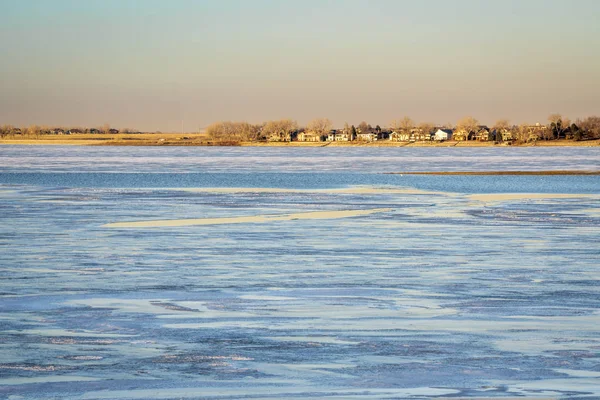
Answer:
(1, 134, 599, 147)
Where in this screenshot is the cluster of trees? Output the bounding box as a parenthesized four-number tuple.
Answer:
(204, 114, 600, 143)
(206, 119, 301, 142)
(490, 114, 600, 142)
(0, 124, 140, 138)
(3, 114, 600, 143)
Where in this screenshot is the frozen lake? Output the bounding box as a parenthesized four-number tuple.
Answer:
(1, 146, 599, 399)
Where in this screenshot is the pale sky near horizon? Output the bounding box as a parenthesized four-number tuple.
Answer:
(1, 0, 599, 132)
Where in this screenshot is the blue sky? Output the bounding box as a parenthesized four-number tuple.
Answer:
(1, 0, 599, 131)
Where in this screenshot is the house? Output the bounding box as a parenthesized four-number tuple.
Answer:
(434, 129, 453, 141)
(357, 131, 377, 141)
(526, 124, 548, 142)
(475, 126, 492, 141)
(411, 128, 432, 141)
(497, 128, 514, 142)
(390, 130, 415, 141)
(453, 128, 469, 141)
(326, 130, 350, 141)
(298, 130, 321, 142)
(268, 132, 291, 142)
(454, 125, 489, 141)
(389, 131, 406, 141)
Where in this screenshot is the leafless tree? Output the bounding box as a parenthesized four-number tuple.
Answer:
(400, 117, 414, 132)
(548, 113, 569, 139)
(306, 118, 332, 138)
(26, 125, 41, 138)
(492, 119, 509, 141)
(343, 122, 350, 134)
(457, 116, 479, 133)
(206, 121, 263, 141)
(418, 122, 434, 137)
(0, 125, 14, 138)
(514, 124, 530, 143)
(358, 121, 375, 134)
(493, 119, 510, 130)
(579, 116, 600, 139)
(548, 114, 562, 126)
(388, 119, 402, 132)
(262, 119, 298, 141)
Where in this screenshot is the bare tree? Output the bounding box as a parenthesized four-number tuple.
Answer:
(493, 119, 510, 142)
(548, 113, 568, 139)
(238, 122, 262, 141)
(26, 125, 41, 138)
(579, 116, 600, 139)
(548, 114, 562, 126)
(515, 123, 530, 143)
(357, 121, 370, 134)
(457, 116, 479, 132)
(400, 117, 414, 132)
(455, 116, 479, 140)
(262, 119, 298, 142)
(389, 119, 402, 133)
(0, 125, 14, 138)
(418, 122, 434, 138)
(306, 118, 333, 138)
(493, 119, 510, 130)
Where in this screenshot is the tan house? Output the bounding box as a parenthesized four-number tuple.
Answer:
(498, 128, 514, 142)
(454, 126, 489, 141)
(298, 131, 321, 142)
(453, 128, 469, 141)
(526, 124, 548, 142)
(475, 127, 492, 141)
(268, 132, 291, 142)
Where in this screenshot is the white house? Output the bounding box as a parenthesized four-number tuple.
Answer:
(357, 132, 377, 141)
(434, 129, 453, 141)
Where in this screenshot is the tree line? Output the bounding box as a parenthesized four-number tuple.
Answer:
(2, 114, 599, 142)
(0, 124, 140, 138)
(206, 114, 600, 143)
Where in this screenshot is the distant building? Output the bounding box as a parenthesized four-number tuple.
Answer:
(326, 130, 350, 141)
(475, 126, 491, 141)
(454, 126, 489, 141)
(411, 128, 432, 141)
(299, 131, 321, 142)
(497, 128, 514, 142)
(434, 129, 453, 141)
(357, 131, 377, 141)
